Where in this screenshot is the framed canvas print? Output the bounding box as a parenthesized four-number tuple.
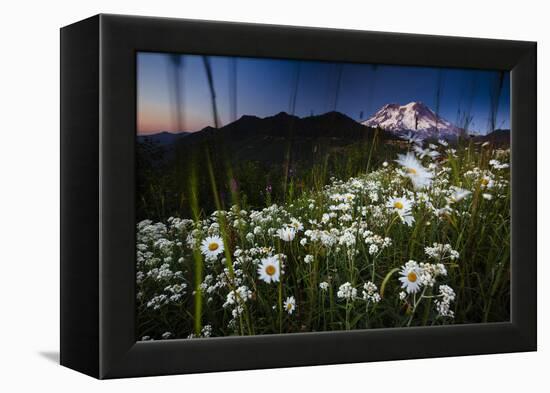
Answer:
(60, 14, 537, 379)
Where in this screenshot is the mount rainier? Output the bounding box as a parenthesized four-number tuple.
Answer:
(363, 102, 464, 139)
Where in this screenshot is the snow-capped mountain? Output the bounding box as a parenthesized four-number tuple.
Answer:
(363, 102, 463, 139)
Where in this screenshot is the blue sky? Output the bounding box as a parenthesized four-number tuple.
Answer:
(137, 52, 510, 135)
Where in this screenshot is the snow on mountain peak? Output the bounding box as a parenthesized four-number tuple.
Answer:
(362, 102, 463, 139)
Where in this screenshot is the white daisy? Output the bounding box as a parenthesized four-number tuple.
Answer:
(289, 218, 304, 231)
(257, 256, 281, 283)
(386, 196, 415, 226)
(401, 132, 423, 146)
(284, 296, 296, 314)
(414, 145, 440, 160)
(276, 227, 296, 242)
(200, 235, 224, 259)
(399, 260, 423, 294)
(395, 152, 433, 189)
(448, 187, 472, 203)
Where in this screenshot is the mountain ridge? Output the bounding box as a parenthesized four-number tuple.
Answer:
(140, 104, 508, 145)
(160, 110, 398, 166)
(137, 131, 191, 145)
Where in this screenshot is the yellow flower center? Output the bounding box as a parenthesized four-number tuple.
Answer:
(265, 265, 276, 276)
(208, 242, 219, 251)
(394, 201, 404, 209)
(286, 303, 293, 310)
(407, 272, 417, 282)
(407, 168, 417, 175)
(481, 178, 489, 186)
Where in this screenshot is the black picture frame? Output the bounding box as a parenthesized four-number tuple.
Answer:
(60, 14, 537, 379)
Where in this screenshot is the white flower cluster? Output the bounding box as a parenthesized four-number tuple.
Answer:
(425, 243, 459, 261)
(146, 294, 168, 310)
(362, 281, 381, 303)
(435, 285, 456, 318)
(201, 324, 213, 338)
(337, 282, 357, 300)
(489, 159, 509, 170)
(223, 285, 252, 310)
(418, 262, 448, 287)
(363, 231, 392, 256)
(164, 283, 187, 302)
(145, 263, 183, 281)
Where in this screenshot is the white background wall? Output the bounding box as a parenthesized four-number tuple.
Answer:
(0, 0, 545, 391)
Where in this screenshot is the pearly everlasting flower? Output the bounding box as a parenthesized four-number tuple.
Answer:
(489, 159, 509, 170)
(338, 230, 357, 247)
(362, 282, 381, 303)
(146, 294, 168, 310)
(435, 285, 456, 318)
(419, 263, 448, 287)
(201, 325, 213, 338)
(337, 282, 357, 300)
(368, 244, 379, 255)
(223, 285, 252, 308)
(319, 281, 329, 291)
(304, 254, 314, 264)
(425, 243, 459, 261)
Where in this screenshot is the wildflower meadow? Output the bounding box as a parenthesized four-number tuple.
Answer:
(136, 136, 510, 340)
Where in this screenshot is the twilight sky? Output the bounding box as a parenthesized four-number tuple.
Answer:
(137, 52, 510, 135)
